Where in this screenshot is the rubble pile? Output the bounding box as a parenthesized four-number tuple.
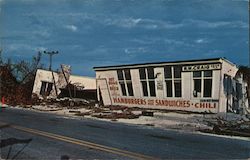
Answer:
(72, 105, 141, 120)
(201, 113, 250, 137)
(92, 110, 140, 120)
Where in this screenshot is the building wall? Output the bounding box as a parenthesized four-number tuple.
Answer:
(32, 69, 59, 97)
(95, 61, 230, 113)
(69, 75, 96, 90)
(33, 69, 96, 98)
(219, 60, 239, 112)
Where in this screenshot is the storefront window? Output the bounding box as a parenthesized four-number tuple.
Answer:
(203, 71, 212, 97)
(174, 80, 181, 97)
(117, 69, 134, 96)
(139, 67, 156, 97)
(120, 82, 127, 96)
(165, 80, 172, 97)
(193, 71, 202, 97)
(141, 81, 148, 96)
(193, 70, 213, 98)
(164, 65, 182, 97)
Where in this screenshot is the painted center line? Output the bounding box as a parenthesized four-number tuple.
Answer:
(0, 121, 157, 160)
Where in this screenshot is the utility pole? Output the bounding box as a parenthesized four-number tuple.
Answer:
(43, 50, 59, 96)
(43, 51, 59, 71)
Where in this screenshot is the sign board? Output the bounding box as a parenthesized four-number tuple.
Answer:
(112, 97, 219, 112)
(157, 81, 163, 90)
(182, 63, 221, 72)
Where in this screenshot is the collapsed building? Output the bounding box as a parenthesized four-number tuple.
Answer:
(94, 58, 249, 114)
(32, 65, 96, 100)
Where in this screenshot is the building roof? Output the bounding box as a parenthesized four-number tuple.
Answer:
(93, 57, 236, 71)
(35, 69, 96, 89)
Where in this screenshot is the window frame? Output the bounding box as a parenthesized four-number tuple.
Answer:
(117, 69, 134, 97)
(192, 70, 213, 98)
(40, 81, 53, 96)
(139, 67, 156, 97)
(164, 65, 182, 98)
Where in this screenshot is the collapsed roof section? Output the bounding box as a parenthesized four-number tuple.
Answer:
(32, 65, 96, 100)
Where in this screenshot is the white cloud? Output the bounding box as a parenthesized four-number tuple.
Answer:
(36, 46, 47, 51)
(124, 47, 148, 55)
(33, 30, 50, 38)
(184, 19, 248, 29)
(104, 18, 142, 28)
(195, 38, 209, 44)
(104, 17, 183, 29)
(6, 44, 47, 52)
(65, 25, 78, 32)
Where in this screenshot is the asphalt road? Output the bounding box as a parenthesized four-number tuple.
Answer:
(0, 108, 249, 159)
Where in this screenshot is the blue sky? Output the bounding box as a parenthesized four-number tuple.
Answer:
(0, 0, 249, 76)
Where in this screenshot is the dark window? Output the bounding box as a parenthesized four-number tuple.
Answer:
(117, 70, 124, 80)
(166, 80, 173, 97)
(164, 66, 182, 98)
(174, 81, 181, 97)
(119, 82, 127, 96)
(40, 81, 47, 95)
(164, 66, 172, 78)
(40, 81, 53, 96)
(147, 67, 154, 79)
(149, 81, 156, 97)
(139, 68, 146, 79)
(204, 70, 212, 77)
(127, 82, 134, 96)
(47, 83, 53, 93)
(141, 81, 148, 96)
(194, 79, 201, 97)
(174, 66, 182, 78)
(117, 69, 134, 96)
(204, 79, 212, 97)
(124, 69, 131, 80)
(193, 71, 201, 77)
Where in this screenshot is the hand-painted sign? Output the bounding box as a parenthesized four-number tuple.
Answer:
(113, 97, 218, 110)
(182, 63, 221, 72)
(108, 78, 120, 96)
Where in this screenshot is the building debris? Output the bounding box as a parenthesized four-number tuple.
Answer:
(142, 111, 154, 117)
(200, 113, 250, 137)
(32, 68, 96, 101)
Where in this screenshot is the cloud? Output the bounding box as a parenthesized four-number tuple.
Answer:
(6, 43, 47, 52)
(103, 17, 183, 29)
(195, 38, 209, 44)
(64, 25, 78, 32)
(104, 18, 142, 28)
(124, 47, 148, 55)
(184, 19, 248, 29)
(23, 11, 248, 31)
(33, 30, 50, 38)
(36, 46, 47, 51)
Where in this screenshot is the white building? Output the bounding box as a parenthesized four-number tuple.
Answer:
(94, 58, 249, 113)
(32, 69, 96, 99)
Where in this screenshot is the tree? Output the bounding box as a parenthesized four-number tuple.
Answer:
(0, 51, 44, 105)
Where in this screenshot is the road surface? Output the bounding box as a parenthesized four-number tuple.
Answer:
(0, 108, 249, 159)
